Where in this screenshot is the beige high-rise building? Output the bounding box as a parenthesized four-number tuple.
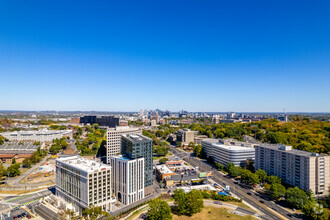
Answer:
(177, 128, 197, 145)
(255, 144, 330, 196)
(106, 126, 142, 163)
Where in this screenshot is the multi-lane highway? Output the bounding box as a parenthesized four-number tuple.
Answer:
(28, 202, 58, 220)
(0, 187, 54, 212)
(169, 146, 301, 220)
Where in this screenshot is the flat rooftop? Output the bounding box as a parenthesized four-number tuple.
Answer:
(107, 126, 140, 131)
(56, 156, 111, 173)
(212, 143, 255, 152)
(156, 165, 174, 174)
(0, 142, 39, 150)
(257, 144, 327, 157)
(2, 129, 72, 136)
(122, 134, 151, 142)
(110, 155, 133, 161)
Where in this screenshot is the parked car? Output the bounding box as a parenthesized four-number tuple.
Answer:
(26, 214, 32, 219)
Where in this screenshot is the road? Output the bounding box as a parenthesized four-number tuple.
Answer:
(0, 187, 54, 212)
(6, 155, 52, 188)
(169, 146, 301, 220)
(28, 202, 58, 220)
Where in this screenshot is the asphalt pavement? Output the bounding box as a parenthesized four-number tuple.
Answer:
(29, 202, 58, 220)
(169, 146, 301, 220)
(0, 187, 54, 212)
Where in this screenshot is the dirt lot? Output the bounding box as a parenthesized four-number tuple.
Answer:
(21, 159, 56, 184)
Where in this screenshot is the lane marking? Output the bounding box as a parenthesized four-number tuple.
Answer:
(174, 150, 287, 220)
(36, 206, 55, 220)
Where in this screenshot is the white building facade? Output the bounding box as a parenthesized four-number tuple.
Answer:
(202, 139, 255, 167)
(55, 156, 112, 213)
(106, 126, 141, 163)
(2, 129, 72, 142)
(110, 155, 144, 205)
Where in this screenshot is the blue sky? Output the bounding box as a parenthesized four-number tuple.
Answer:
(0, 0, 329, 112)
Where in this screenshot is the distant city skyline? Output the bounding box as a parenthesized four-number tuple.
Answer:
(1, 1, 330, 112)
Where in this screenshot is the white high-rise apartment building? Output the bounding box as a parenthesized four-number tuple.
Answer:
(55, 156, 112, 213)
(110, 155, 144, 205)
(106, 126, 141, 163)
(255, 144, 330, 196)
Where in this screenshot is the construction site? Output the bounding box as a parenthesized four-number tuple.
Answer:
(20, 159, 56, 185)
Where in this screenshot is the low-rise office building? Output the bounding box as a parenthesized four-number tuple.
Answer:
(255, 144, 330, 196)
(110, 155, 144, 205)
(55, 156, 112, 213)
(202, 139, 255, 167)
(155, 165, 175, 181)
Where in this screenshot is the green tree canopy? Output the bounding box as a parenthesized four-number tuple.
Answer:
(255, 169, 268, 183)
(285, 187, 309, 209)
(173, 189, 204, 216)
(147, 198, 172, 220)
(270, 183, 286, 200)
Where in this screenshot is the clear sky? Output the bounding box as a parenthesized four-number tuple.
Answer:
(0, 0, 329, 112)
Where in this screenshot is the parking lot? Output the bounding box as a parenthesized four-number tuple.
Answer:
(3, 207, 31, 220)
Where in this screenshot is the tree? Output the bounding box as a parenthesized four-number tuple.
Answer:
(156, 146, 169, 156)
(193, 144, 202, 158)
(7, 164, 21, 177)
(266, 132, 286, 144)
(60, 139, 68, 149)
(0, 163, 7, 178)
(268, 175, 281, 185)
(215, 162, 224, 171)
(33, 141, 40, 146)
(176, 141, 182, 148)
(49, 144, 61, 155)
(22, 158, 32, 168)
(77, 127, 83, 136)
(303, 202, 329, 220)
(173, 189, 186, 215)
(255, 169, 268, 183)
(92, 123, 100, 130)
(185, 189, 204, 215)
(173, 189, 203, 216)
(147, 198, 172, 220)
(188, 142, 195, 149)
(12, 158, 16, 164)
(270, 183, 286, 200)
(82, 206, 110, 219)
(241, 169, 259, 186)
(227, 163, 241, 178)
(285, 187, 309, 209)
(206, 130, 213, 138)
(159, 158, 168, 164)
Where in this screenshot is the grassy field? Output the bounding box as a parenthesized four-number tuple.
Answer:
(226, 201, 253, 210)
(152, 152, 172, 161)
(172, 207, 255, 220)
